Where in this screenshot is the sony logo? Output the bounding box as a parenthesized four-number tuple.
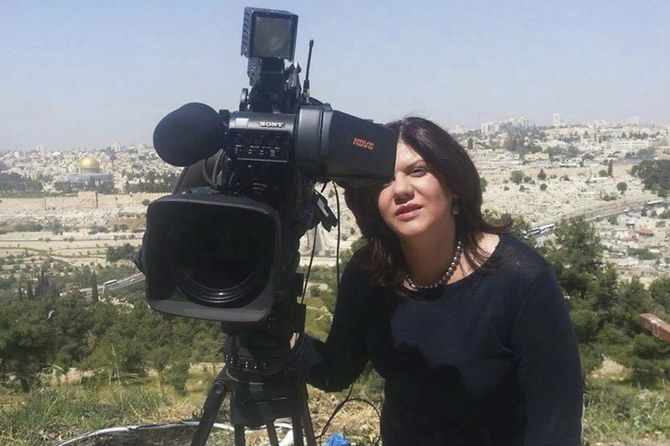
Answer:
(352, 136, 374, 150)
(259, 121, 285, 128)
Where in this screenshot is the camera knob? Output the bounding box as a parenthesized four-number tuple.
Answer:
(239, 88, 249, 111)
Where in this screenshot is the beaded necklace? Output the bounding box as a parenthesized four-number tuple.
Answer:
(404, 238, 463, 290)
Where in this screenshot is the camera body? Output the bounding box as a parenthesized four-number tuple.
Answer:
(141, 7, 396, 324)
(227, 106, 394, 180)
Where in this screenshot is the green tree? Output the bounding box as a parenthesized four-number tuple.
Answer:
(607, 277, 650, 337)
(106, 243, 136, 262)
(631, 159, 670, 194)
(165, 358, 190, 394)
(616, 181, 627, 195)
(570, 308, 600, 343)
(91, 271, 99, 301)
(49, 296, 96, 370)
(54, 181, 73, 194)
(605, 278, 670, 381)
(543, 217, 603, 300)
(623, 334, 670, 382)
(189, 327, 225, 363)
(585, 265, 619, 319)
(510, 170, 524, 185)
(89, 297, 119, 336)
(26, 282, 34, 299)
(649, 276, 670, 319)
(537, 168, 547, 181)
(482, 210, 533, 246)
(83, 308, 148, 378)
(541, 217, 621, 382)
(0, 300, 55, 391)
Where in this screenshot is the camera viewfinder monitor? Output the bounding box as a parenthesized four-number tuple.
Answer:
(242, 8, 298, 60)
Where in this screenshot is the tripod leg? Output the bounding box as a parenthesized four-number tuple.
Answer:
(291, 415, 304, 446)
(190, 370, 229, 446)
(234, 424, 246, 446)
(298, 384, 318, 446)
(266, 421, 280, 446)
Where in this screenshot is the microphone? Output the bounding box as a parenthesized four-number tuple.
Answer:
(153, 103, 227, 167)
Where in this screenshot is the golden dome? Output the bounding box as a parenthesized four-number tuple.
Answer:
(80, 156, 101, 172)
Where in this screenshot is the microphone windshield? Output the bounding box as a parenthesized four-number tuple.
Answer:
(153, 103, 226, 167)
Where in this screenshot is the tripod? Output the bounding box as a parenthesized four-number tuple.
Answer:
(190, 272, 318, 446)
(190, 365, 317, 446)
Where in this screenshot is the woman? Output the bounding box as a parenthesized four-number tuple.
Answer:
(292, 117, 582, 445)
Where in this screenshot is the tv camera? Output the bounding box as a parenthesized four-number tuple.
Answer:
(138, 7, 396, 446)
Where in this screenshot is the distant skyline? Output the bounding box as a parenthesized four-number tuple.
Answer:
(1, 0, 669, 151)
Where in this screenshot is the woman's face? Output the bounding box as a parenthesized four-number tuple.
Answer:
(377, 141, 455, 241)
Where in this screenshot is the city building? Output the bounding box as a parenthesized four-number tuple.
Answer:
(553, 113, 563, 127)
(610, 139, 651, 151)
(481, 117, 528, 135)
(66, 156, 113, 185)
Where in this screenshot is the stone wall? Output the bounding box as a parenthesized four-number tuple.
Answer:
(0, 193, 164, 212)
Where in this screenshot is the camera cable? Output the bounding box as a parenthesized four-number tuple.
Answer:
(300, 182, 330, 303)
(297, 182, 381, 445)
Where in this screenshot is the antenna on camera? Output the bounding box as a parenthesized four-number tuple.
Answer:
(303, 40, 314, 102)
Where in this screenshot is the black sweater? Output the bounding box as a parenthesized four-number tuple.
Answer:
(292, 235, 582, 445)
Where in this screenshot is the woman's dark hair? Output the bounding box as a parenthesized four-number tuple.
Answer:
(344, 116, 510, 293)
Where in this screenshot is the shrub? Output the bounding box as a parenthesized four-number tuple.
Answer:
(165, 359, 190, 394)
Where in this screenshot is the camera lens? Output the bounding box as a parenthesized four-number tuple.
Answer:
(166, 205, 274, 307)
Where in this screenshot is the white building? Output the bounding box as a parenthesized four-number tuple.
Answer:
(610, 139, 651, 151)
(450, 124, 466, 134)
(625, 116, 640, 126)
(553, 113, 563, 127)
(481, 122, 501, 134)
(508, 117, 529, 128)
(481, 117, 528, 134)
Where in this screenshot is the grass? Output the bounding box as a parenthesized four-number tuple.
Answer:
(2, 369, 670, 446)
(0, 370, 217, 446)
(0, 385, 172, 445)
(583, 377, 670, 444)
(0, 368, 381, 446)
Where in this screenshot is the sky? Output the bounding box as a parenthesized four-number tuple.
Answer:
(1, 0, 669, 151)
